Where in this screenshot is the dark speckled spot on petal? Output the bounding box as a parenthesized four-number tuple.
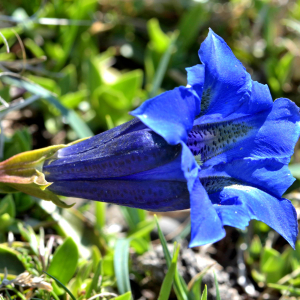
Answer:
(199, 87, 211, 116)
(200, 176, 243, 195)
(188, 117, 253, 162)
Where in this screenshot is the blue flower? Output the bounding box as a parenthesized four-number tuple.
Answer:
(43, 30, 300, 248)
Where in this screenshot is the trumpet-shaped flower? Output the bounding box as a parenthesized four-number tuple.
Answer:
(2, 30, 299, 247)
(130, 30, 300, 247)
(129, 30, 300, 247)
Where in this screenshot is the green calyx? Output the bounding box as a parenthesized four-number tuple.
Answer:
(0, 138, 88, 208)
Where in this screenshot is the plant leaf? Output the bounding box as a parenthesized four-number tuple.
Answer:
(154, 215, 188, 300)
(0, 74, 93, 138)
(149, 30, 179, 98)
(114, 238, 131, 295)
(44, 271, 76, 300)
(214, 272, 221, 300)
(47, 237, 79, 285)
(200, 285, 207, 300)
(86, 260, 102, 298)
(158, 243, 180, 300)
(114, 291, 132, 300)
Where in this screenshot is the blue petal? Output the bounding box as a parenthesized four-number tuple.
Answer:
(186, 64, 205, 99)
(189, 30, 273, 124)
(188, 98, 300, 167)
(248, 98, 300, 163)
(125, 141, 201, 203)
(131, 86, 201, 145)
(179, 142, 200, 192)
(48, 179, 190, 212)
(59, 117, 146, 157)
(189, 179, 225, 247)
(131, 87, 203, 196)
(246, 80, 273, 115)
(188, 109, 268, 163)
(44, 130, 181, 181)
(200, 157, 295, 198)
(122, 154, 186, 181)
(209, 186, 298, 248)
(196, 29, 252, 117)
(214, 202, 251, 230)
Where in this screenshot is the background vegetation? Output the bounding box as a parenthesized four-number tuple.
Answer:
(1, 0, 300, 299)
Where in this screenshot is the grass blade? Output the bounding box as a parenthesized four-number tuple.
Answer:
(44, 271, 76, 300)
(188, 264, 214, 300)
(120, 206, 141, 230)
(0, 73, 93, 138)
(268, 283, 300, 295)
(0, 31, 10, 53)
(86, 260, 102, 298)
(95, 202, 106, 229)
(5, 290, 12, 300)
(158, 243, 180, 300)
(128, 219, 156, 239)
(149, 30, 179, 98)
(154, 215, 188, 300)
(114, 238, 131, 295)
(213, 271, 221, 300)
(177, 4, 208, 51)
(0, 95, 40, 118)
(283, 19, 300, 35)
(154, 215, 171, 265)
(200, 285, 207, 300)
(114, 291, 132, 300)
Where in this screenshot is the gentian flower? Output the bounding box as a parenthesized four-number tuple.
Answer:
(130, 30, 300, 248)
(1, 30, 299, 248)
